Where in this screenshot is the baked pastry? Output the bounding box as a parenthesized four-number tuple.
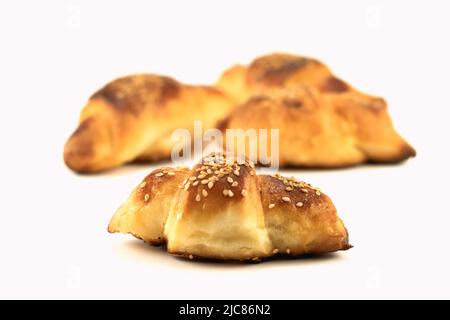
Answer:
(108, 153, 351, 261)
(219, 86, 415, 167)
(64, 74, 236, 173)
(217, 52, 372, 101)
(65, 53, 415, 172)
(216, 53, 415, 166)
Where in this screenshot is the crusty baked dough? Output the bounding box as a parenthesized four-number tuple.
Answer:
(217, 53, 341, 102)
(216, 53, 415, 166)
(64, 74, 236, 173)
(108, 153, 350, 261)
(108, 166, 190, 245)
(219, 87, 415, 167)
(259, 174, 349, 255)
(65, 53, 415, 173)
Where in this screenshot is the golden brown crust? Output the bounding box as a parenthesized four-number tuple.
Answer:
(216, 53, 416, 166)
(259, 175, 350, 255)
(248, 54, 317, 86)
(216, 53, 345, 101)
(320, 76, 350, 93)
(222, 87, 368, 167)
(66, 53, 414, 172)
(182, 155, 255, 211)
(64, 74, 236, 173)
(107, 167, 190, 245)
(108, 153, 351, 261)
(332, 92, 416, 162)
(91, 74, 181, 116)
(258, 174, 326, 211)
(163, 154, 270, 260)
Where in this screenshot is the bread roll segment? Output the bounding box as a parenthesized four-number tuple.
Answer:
(164, 154, 272, 260)
(217, 53, 415, 166)
(108, 153, 351, 261)
(220, 87, 367, 167)
(64, 74, 236, 173)
(216, 53, 337, 102)
(108, 166, 190, 245)
(259, 174, 350, 255)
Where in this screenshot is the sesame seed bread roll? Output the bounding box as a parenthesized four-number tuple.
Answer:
(108, 167, 190, 245)
(64, 74, 236, 173)
(108, 153, 351, 261)
(164, 154, 272, 260)
(259, 174, 350, 255)
(216, 53, 415, 166)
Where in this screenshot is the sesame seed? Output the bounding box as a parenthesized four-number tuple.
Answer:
(201, 179, 209, 185)
(202, 189, 208, 197)
(207, 169, 212, 174)
(195, 194, 201, 202)
(167, 171, 175, 176)
(285, 186, 293, 191)
(144, 194, 149, 202)
(155, 172, 164, 177)
(282, 196, 291, 202)
(227, 177, 233, 183)
(198, 174, 206, 179)
(286, 248, 291, 254)
(192, 180, 199, 186)
(296, 202, 303, 207)
(189, 254, 194, 260)
(232, 181, 238, 187)
(139, 181, 147, 188)
(222, 189, 229, 196)
(184, 182, 190, 190)
(268, 203, 275, 209)
(208, 181, 214, 189)
(234, 169, 240, 176)
(241, 189, 248, 197)
(189, 176, 197, 181)
(301, 188, 309, 193)
(272, 248, 279, 254)
(252, 257, 259, 261)
(316, 191, 321, 196)
(228, 190, 234, 197)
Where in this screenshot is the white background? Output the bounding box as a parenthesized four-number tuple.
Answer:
(1, 0, 449, 299)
